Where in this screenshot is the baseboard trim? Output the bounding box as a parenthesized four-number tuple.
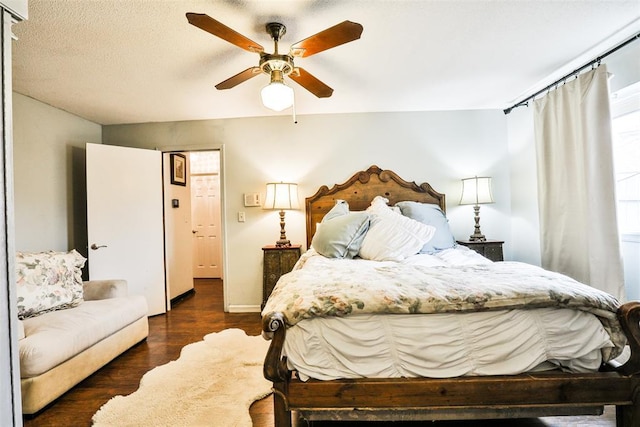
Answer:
(227, 304, 261, 313)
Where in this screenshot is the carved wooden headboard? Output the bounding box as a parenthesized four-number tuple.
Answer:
(304, 165, 445, 248)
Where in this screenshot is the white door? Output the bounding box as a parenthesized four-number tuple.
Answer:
(164, 152, 194, 300)
(86, 143, 166, 315)
(191, 174, 222, 278)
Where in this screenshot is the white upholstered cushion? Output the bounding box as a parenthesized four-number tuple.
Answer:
(19, 296, 148, 378)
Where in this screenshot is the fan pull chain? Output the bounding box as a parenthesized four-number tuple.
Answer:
(292, 92, 297, 124)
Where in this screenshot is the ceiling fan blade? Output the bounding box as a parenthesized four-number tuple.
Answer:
(215, 67, 262, 90)
(289, 21, 363, 58)
(186, 13, 264, 54)
(289, 68, 333, 98)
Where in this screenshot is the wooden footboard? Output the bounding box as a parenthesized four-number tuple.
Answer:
(263, 302, 640, 427)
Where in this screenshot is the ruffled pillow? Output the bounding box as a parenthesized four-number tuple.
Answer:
(359, 196, 435, 261)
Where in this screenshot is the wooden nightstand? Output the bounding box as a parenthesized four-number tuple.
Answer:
(262, 245, 301, 308)
(456, 240, 504, 262)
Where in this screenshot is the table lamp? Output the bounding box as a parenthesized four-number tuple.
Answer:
(263, 182, 299, 246)
(459, 176, 494, 241)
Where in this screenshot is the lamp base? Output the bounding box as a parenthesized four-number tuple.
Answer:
(469, 205, 487, 242)
(275, 239, 291, 247)
(276, 210, 290, 247)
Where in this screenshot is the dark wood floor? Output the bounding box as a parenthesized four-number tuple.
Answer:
(23, 279, 263, 427)
(23, 279, 616, 427)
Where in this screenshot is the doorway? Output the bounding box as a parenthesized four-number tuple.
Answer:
(189, 151, 223, 280)
(163, 149, 223, 304)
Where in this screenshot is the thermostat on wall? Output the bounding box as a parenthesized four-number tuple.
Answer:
(244, 193, 261, 207)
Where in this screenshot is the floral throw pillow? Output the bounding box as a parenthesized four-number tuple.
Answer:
(16, 250, 87, 319)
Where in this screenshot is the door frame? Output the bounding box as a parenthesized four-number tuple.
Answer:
(160, 144, 228, 311)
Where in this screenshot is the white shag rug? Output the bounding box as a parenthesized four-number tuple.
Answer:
(92, 328, 272, 427)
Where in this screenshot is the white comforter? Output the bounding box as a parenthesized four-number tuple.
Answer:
(284, 307, 613, 380)
(263, 247, 624, 381)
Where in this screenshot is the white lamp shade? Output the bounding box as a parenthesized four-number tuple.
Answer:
(261, 81, 294, 111)
(263, 182, 300, 210)
(460, 176, 494, 205)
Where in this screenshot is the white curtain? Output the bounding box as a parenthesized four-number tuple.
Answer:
(533, 65, 625, 301)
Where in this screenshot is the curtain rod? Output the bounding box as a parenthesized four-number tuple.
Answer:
(503, 31, 640, 115)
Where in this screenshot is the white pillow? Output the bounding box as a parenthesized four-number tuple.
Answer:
(358, 196, 436, 261)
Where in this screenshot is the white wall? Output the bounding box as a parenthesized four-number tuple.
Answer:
(103, 109, 510, 311)
(13, 93, 102, 255)
(607, 38, 640, 94)
(506, 107, 540, 266)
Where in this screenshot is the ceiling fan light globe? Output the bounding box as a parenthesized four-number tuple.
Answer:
(261, 81, 294, 111)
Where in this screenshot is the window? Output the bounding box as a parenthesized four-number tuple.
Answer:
(613, 110, 640, 233)
(611, 82, 640, 301)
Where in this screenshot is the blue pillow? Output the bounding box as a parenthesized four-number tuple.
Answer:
(322, 200, 349, 221)
(395, 201, 456, 254)
(311, 201, 370, 259)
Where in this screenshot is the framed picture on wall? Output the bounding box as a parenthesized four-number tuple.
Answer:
(170, 153, 187, 186)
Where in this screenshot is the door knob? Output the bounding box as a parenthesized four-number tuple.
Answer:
(90, 244, 108, 250)
(192, 230, 197, 234)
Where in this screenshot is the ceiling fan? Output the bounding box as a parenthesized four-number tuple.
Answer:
(186, 13, 364, 111)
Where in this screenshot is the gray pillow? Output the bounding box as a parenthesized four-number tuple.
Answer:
(311, 201, 370, 259)
(395, 201, 456, 254)
(323, 199, 349, 221)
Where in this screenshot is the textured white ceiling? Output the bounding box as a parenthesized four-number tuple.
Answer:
(11, 0, 640, 125)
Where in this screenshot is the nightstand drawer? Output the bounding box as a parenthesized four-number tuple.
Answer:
(483, 244, 504, 262)
(456, 240, 504, 262)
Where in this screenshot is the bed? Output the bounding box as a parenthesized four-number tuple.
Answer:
(261, 165, 640, 426)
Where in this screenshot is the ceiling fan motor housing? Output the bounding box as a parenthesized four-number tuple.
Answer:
(260, 22, 294, 78)
(260, 54, 294, 77)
